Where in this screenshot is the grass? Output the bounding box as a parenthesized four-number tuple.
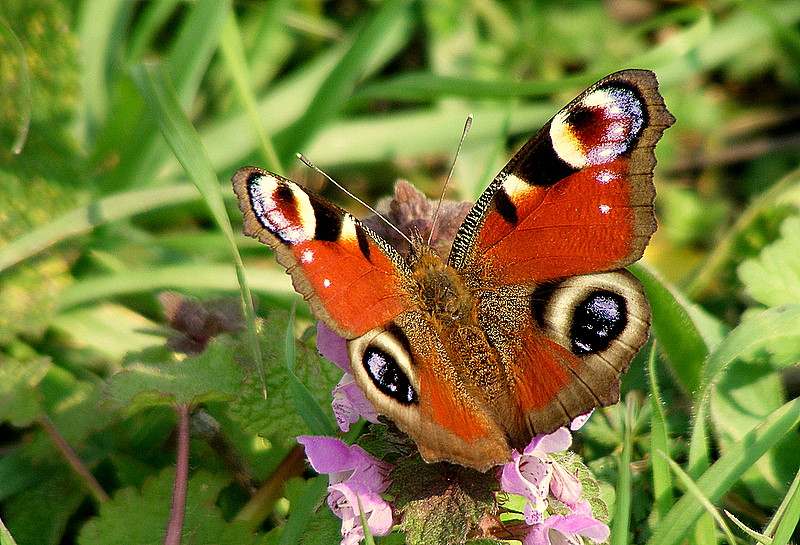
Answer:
(1, 0, 800, 544)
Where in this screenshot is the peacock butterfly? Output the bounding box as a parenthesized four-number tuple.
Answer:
(232, 69, 674, 471)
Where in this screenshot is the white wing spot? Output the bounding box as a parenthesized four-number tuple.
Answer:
(301, 248, 315, 263)
(599, 204, 611, 214)
(596, 170, 616, 184)
(323, 278, 331, 288)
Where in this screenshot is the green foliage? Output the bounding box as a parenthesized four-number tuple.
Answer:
(2, 0, 800, 544)
(227, 312, 340, 445)
(78, 469, 261, 545)
(108, 336, 244, 410)
(0, 352, 49, 427)
(739, 215, 800, 307)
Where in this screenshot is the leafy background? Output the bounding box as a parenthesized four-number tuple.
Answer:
(1, 0, 800, 544)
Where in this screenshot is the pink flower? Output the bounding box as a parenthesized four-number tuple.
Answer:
(331, 373, 380, 431)
(317, 322, 379, 431)
(501, 428, 579, 522)
(316, 321, 351, 372)
(524, 501, 609, 545)
(298, 436, 394, 545)
(327, 482, 393, 545)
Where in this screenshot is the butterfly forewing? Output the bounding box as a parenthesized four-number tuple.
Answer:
(232, 167, 411, 339)
(449, 69, 674, 283)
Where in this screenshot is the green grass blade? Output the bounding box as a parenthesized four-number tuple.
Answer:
(282, 306, 335, 437)
(277, 475, 328, 545)
(75, 0, 130, 136)
(110, 0, 231, 191)
(660, 454, 737, 545)
(219, 9, 283, 172)
(127, 0, 182, 62)
(633, 263, 716, 395)
(131, 62, 265, 392)
(610, 398, 636, 545)
(0, 517, 18, 545)
(0, 15, 31, 154)
(58, 264, 293, 310)
(648, 397, 800, 545)
(648, 344, 675, 521)
(274, 0, 415, 163)
(0, 184, 201, 273)
(686, 305, 800, 480)
(766, 465, 800, 545)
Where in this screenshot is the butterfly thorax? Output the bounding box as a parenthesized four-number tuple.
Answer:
(406, 239, 474, 323)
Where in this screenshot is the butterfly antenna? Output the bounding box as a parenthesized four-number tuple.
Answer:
(427, 115, 473, 246)
(296, 154, 413, 247)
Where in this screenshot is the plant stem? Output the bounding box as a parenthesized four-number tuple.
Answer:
(235, 445, 307, 530)
(164, 403, 191, 545)
(40, 414, 109, 504)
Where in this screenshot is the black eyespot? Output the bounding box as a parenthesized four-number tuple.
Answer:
(363, 347, 417, 405)
(570, 290, 627, 355)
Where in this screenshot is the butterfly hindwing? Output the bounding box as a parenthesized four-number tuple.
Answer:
(232, 167, 411, 338)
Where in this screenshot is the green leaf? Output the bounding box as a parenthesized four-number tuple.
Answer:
(392, 458, 497, 545)
(0, 353, 50, 427)
(648, 346, 675, 521)
(77, 469, 261, 545)
(108, 336, 243, 410)
(0, 517, 18, 545)
(227, 312, 339, 445)
(274, 0, 415, 163)
(738, 215, 800, 306)
(633, 263, 723, 395)
(3, 471, 85, 545)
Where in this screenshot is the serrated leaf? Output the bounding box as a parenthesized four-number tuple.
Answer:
(77, 469, 261, 545)
(357, 422, 416, 464)
(107, 336, 243, 410)
(392, 458, 497, 545)
(739, 215, 800, 307)
(0, 353, 50, 427)
(227, 313, 339, 446)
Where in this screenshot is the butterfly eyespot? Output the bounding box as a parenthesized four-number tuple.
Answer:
(531, 270, 649, 362)
(348, 325, 419, 407)
(569, 290, 627, 355)
(362, 346, 417, 405)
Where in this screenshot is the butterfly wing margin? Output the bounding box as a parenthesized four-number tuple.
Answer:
(449, 69, 674, 284)
(232, 167, 411, 339)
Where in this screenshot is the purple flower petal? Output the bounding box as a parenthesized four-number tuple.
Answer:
(297, 436, 391, 492)
(535, 427, 573, 454)
(331, 373, 380, 432)
(317, 321, 350, 372)
(570, 410, 593, 431)
(328, 482, 394, 545)
(524, 512, 610, 545)
(549, 463, 582, 507)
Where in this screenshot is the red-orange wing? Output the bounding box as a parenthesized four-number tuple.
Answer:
(232, 167, 410, 339)
(449, 69, 674, 284)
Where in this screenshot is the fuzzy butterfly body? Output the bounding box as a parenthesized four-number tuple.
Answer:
(232, 69, 674, 471)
